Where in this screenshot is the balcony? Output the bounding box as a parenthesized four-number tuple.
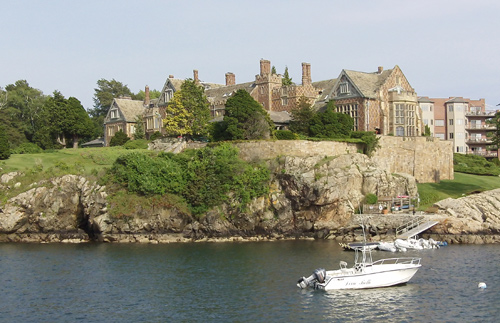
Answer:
(467, 150, 498, 158)
(467, 138, 493, 144)
(465, 124, 496, 131)
(465, 111, 496, 117)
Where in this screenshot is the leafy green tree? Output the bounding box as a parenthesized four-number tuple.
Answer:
(309, 103, 353, 139)
(163, 79, 211, 137)
(134, 115, 145, 140)
(423, 125, 431, 137)
(221, 89, 273, 140)
(1, 80, 46, 147)
(163, 91, 193, 136)
(90, 79, 134, 118)
(44, 91, 94, 148)
(488, 111, 500, 150)
(0, 125, 10, 159)
(271, 66, 277, 75)
(109, 130, 130, 146)
(134, 89, 161, 101)
(289, 96, 315, 136)
(282, 66, 293, 86)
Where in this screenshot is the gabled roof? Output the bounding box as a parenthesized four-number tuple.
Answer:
(112, 98, 145, 122)
(340, 68, 393, 99)
(312, 78, 337, 110)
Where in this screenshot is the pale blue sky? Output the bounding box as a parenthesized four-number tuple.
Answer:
(1, 0, 499, 110)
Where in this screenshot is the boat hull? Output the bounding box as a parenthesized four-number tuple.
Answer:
(319, 264, 420, 290)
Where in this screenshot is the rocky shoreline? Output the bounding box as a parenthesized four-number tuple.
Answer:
(2, 154, 500, 244)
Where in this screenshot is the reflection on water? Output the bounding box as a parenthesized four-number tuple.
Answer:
(0, 242, 499, 322)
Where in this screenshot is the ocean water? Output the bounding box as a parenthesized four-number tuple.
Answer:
(0, 241, 499, 322)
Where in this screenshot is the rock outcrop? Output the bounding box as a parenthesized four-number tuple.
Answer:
(0, 153, 421, 243)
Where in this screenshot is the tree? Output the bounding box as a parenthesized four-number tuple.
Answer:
(134, 115, 145, 140)
(271, 66, 277, 75)
(44, 91, 94, 148)
(221, 89, 273, 140)
(163, 79, 211, 137)
(109, 130, 130, 146)
(289, 96, 315, 136)
(309, 102, 353, 139)
(134, 89, 161, 101)
(488, 111, 500, 150)
(1, 80, 46, 147)
(90, 79, 134, 118)
(282, 66, 293, 86)
(0, 125, 10, 159)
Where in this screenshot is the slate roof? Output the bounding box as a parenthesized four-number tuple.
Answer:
(446, 97, 469, 104)
(343, 68, 393, 99)
(112, 99, 145, 122)
(269, 110, 291, 124)
(205, 81, 256, 103)
(312, 78, 337, 110)
(418, 96, 434, 103)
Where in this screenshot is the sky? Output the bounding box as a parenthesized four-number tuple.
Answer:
(1, 0, 499, 110)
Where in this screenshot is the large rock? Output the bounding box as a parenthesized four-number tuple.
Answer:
(0, 153, 418, 243)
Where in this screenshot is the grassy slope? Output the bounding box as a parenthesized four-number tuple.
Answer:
(417, 172, 500, 210)
(1, 147, 150, 175)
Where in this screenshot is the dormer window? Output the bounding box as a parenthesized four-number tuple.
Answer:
(339, 82, 349, 94)
(110, 109, 118, 119)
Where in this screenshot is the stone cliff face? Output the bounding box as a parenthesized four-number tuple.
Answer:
(0, 153, 420, 243)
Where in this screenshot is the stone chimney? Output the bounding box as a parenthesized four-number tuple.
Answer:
(225, 72, 236, 86)
(260, 59, 271, 76)
(302, 62, 311, 85)
(378, 66, 384, 74)
(169, 75, 174, 79)
(193, 69, 199, 84)
(144, 85, 150, 106)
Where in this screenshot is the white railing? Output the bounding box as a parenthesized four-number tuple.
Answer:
(371, 257, 421, 266)
(396, 216, 425, 236)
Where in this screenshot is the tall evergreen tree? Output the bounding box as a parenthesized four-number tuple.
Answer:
(282, 66, 293, 86)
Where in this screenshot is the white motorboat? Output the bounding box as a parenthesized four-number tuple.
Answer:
(297, 223, 421, 290)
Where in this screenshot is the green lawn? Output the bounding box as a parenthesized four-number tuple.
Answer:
(0, 147, 151, 175)
(417, 172, 500, 210)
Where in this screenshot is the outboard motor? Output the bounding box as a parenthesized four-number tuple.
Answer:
(297, 268, 326, 289)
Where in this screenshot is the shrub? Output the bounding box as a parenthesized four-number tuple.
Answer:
(453, 153, 500, 176)
(109, 130, 130, 146)
(275, 130, 298, 140)
(149, 131, 163, 141)
(11, 142, 43, 154)
(364, 193, 378, 204)
(124, 139, 149, 150)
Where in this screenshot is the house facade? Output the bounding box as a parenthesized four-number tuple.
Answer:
(327, 66, 421, 136)
(103, 97, 146, 146)
(104, 60, 424, 144)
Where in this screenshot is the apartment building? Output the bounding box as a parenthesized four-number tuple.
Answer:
(418, 97, 496, 157)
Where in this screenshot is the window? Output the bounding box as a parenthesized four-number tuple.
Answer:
(435, 120, 444, 126)
(396, 126, 404, 136)
(448, 105, 453, 112)
(395, 104, 404, 124)
(110, 109, 118, 119)
(449, 119, 454, 126)
(431, 120, 433, 125)
(281, 97, 288, 106)
(339, 82, 349, 94)
(130, 125, 136, 134)
(449, 133, 454, 139)
(423, 119, 428, 125)
(337, 104, 359, 130)
(435, 133, 445, 139)
(456, 119, 463, 125)
(457, 146, 464, 153)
